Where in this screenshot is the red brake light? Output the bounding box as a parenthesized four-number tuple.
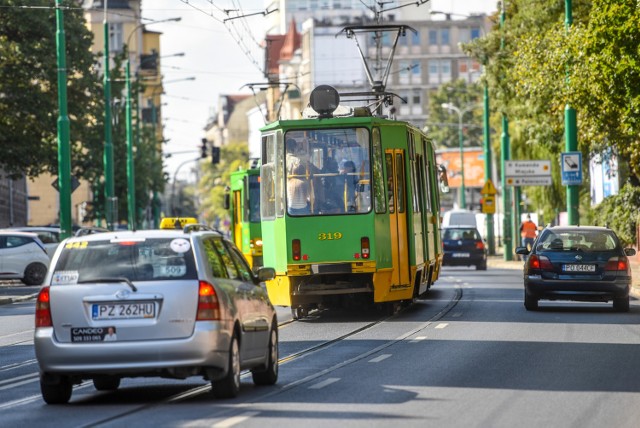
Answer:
(475, 241, 485, 250)
(528, 254, 553, 270)
(292, 239, 301, 261)
(361, 237, 370, 259)
(605, 256, 629, 272)
(197, 281, 220, 321)
(35, 287, 52, 328)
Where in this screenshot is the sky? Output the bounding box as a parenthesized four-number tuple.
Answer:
(142, 0, 498, 181)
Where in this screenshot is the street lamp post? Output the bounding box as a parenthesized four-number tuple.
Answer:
(124, 17, 181, 230)
(103, 1, 115, 230)
(441, 103, 480, 210)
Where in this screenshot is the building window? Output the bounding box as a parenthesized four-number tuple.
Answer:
(411, 30, 420, 45)
(109, 22, 123, 53)
(441, 28, 450, 45)
(428, 29, 438, 45)
(412, 89, 421, 105)
(471, 27, 481, 39)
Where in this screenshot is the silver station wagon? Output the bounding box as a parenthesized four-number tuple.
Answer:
(34, 218, 278, 404)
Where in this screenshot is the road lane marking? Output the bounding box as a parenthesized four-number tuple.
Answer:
(368, 354, 391, 363)
(410, 336, 427, 343)
(213, 412, 259, 428)
(309, 377, 340, 389)
(435, 323, 449, 329)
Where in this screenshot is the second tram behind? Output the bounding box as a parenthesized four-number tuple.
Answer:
(260, 87, 449, 318)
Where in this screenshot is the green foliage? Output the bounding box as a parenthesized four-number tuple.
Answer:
(590, 184, 640, 245)
(0, 0, 103, 180)
(463, 0, 640, 242)
(198, 142, 251, 229)
(426, 80, 484, 149)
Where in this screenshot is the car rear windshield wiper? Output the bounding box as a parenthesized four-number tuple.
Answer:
(77, 277, 138, 292)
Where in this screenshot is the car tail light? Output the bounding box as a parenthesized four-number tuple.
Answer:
(475, 241, 485, 250)
(196, 281, 220, 321)
(361, 237, 370, 259)
(528, 254, 553, 270)
(35, 287, 52, 328)
(292, 239, 301, 261)
(605, 256, 629, 272)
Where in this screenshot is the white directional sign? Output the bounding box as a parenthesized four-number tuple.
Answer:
(505, 160, 552, 187)
(505, 160, 551, 177)
(506, 176, 553, 186)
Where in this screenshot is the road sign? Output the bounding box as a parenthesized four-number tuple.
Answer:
(481, 179, 497, 195)
(505, 160, 551, 177)
(481, 195, 496, 214)
(505, 160, 552, 186)
(51, 176, 80, 193)
(561, 152, 582, 185)
(506, 176, 553, 186)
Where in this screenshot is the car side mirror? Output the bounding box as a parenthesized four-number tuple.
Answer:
(624, 248, 636, 257)
(256, 267, 275, 282)
(515, 246, 529, 255)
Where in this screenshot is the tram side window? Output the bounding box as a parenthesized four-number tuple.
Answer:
(385, 153, 395, 213)
(261, 134, 277, 219)
(372, 127, 386, 213)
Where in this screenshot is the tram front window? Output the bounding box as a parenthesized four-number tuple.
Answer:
(284, 128, 371, 216)
(248, 175, 261, 223)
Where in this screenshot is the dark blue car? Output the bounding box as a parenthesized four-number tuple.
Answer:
(516, 226, 636, 311)
(442, 227, 487, 270)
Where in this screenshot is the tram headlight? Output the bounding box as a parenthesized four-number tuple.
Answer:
(361, 237, 370, 259)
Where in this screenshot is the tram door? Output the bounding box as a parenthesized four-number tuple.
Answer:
(232, 190, 243, 250)
(385, 150, 410, 286)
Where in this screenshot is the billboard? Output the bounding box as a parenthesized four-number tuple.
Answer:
(436, 148, 485, 188)
(590, 149, 619, 206)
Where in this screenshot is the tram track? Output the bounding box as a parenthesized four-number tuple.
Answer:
(83, 284, 463, 427)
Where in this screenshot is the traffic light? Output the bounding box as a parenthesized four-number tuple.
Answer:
(200, 138, 208, 159)
(211, 146, 220, 164)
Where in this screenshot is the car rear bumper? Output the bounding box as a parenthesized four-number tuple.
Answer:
(35, 322, 231, 376)
(525, 277, 630, 300)
(443, 252, 486, 266)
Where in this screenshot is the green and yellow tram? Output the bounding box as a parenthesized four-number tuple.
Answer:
(226, 167, 263, 269)
(260, 86, 449, 318)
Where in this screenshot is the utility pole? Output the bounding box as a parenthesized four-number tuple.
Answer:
(500, 1, 513, 261)
(125, 60, 135, 229)
(565, 0, 579, 224)
(483, 80, 495, 255)
(55, 0, 72, 239)
(103, 1, 115, 230)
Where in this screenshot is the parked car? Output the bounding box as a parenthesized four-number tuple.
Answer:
(0, 231, 50, 285)
(516, 225, 636, 312)
(10, 226, 61, 259)
(34, 218, 278, 404)
(442, 226, 487, 270)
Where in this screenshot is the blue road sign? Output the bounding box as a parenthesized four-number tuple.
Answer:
(561, 152, 582, 185)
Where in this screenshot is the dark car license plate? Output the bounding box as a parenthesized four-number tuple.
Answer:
(562, 264, 596, 273)
(92, 302, 156, 320)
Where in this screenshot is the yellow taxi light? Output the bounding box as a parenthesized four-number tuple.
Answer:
(160, 217, 198, 230)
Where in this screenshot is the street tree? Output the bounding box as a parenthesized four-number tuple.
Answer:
(0, 0, 104, 182)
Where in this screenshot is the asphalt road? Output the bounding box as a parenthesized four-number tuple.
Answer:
(2, 265, 640, 427)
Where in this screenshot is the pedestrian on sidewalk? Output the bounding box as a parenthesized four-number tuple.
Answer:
(520, 214, 538, 257)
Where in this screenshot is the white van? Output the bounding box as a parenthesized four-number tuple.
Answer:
(442, 209, 478, 228)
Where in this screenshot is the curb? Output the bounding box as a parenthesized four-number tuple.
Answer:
(0, 293, 38, 306)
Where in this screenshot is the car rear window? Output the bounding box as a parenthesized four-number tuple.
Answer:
(443, 229, 481, 240)
(537, 230, 618, 252)
(52, 238, 198, 283)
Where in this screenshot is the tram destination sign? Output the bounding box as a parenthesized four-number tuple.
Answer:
(505, 160, 552, 187)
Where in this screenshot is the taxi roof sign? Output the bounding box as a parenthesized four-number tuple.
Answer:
(481, 179, 497, 195)
(160, 217, 198, 230)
